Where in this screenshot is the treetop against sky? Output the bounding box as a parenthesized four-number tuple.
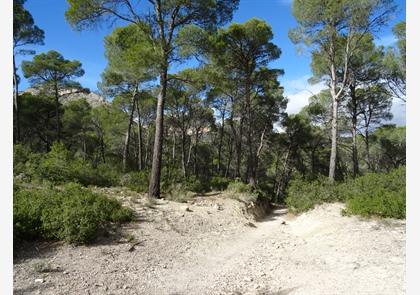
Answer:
(15, 0, 406, 124)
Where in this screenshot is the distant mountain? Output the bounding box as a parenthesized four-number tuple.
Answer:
(22, 87, 109, 108)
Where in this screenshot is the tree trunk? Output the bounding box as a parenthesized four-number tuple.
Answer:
(54, 82, 61, 140)
(276, 145, 293, 202)
(225, 133, 233, 178)
(149, 68, 168, 197)
(13, 55, 20, 143)
(172, 131, 176, 167)
(350, 84, 359, 178)
(232, 116, 243, 179)
(100, 133, 106, 163)
(181, 130, 187, 177)
(328, 95, 338, 182)
(123, 87, 138, 172)
(245, 81, 256, 188)
(135, 97, 144, 170)
(217, 107, 226, 174)
(194, 129, 199, 177)
(365, 129, 371, 171)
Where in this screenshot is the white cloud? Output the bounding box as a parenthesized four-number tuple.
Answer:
(390, 98, 406, 126)
(283, 75, 325, 114)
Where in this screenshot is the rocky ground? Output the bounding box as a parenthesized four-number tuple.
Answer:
(14, 188, 405, 295)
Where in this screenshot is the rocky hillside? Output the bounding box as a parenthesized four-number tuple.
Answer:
(22, 87, 108, 108)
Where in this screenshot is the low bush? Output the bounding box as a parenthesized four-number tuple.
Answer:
(285, 167, 405, 219)
(14, 183, 134, 244)
(14, 142, 120, 187)
(225, 180, 259, 204)
(208, 176, 231, 191)
(226, 179, 254, 194)
(285, 176, 343, 213)
(165, 183, 196, 203)
(119, 170, 150, 193)
(343, 167, 405, 218)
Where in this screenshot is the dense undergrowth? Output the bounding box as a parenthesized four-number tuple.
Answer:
(14, 182, 134, 244)
(286, 167, 406, 219)
(13, 140, 405, 247)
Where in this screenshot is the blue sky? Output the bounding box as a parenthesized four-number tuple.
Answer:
(16, 0, 406, 124)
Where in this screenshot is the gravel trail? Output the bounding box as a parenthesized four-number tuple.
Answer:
(14, 192, 405, 295)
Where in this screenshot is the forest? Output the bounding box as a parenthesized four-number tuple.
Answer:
(13, 0, 406, 246)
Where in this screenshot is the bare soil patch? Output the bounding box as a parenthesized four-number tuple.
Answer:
(14, 189, 405, 295)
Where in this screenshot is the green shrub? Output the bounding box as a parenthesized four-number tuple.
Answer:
(285, 176, 341, 213)
(343, 167, 405, 218)
(285, 167, 406, 219)
(119, 170, 150, 192)
(165, 183, 196, 203)
(208, 176, 231, 191)
(226, 179, 254, 194)
(183, 177, 209, 193)
(13, 183, 134, 244)
(16, 142, 120, 187)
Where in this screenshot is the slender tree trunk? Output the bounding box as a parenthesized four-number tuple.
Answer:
(149, 68, 168, 197)
(254, 128, 266, 185)
(100, 133, 106, 163)
(194, 129, 199, 177)
(172, 131, 176, 166)
(365, 129, 371, 171)
(13, 55, 20, 143)
(276, 145, 293, 202)
(144, 127, 150, 168)
(350, 84, 359, 178)
(54, 81, 61, 140)
(329, 94, 338, 182)
(181, 130, 187, 177)
(232, 116, 243, 179)
(245, 81, 256, 187)
(123, 87, 138, 172)
(217, 108, 226, 174)
(135, 98, 144, 170)
(225, 133, 233, 178)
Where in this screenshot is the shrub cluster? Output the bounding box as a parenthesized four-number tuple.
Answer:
(14, 143, 119, 187)
(119, 170, 150, 193)
(285, 167, 405, 219)
(343, 167, 405, 219)
(14, 183, 134, 244)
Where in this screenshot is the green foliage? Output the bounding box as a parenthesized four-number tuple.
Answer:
(369, 125, 406, 171)
(165, 183, 196, 203)
(227, 180, 254, 194)
(208, 176, 231, 191)
(14, 183, 133, 244)
(22, 50, 84, 88)
(119, 171, 150, 193)
(286, 167, 405, 219)
(15, 142, 119, 187)
(13, 0, 45, 50)
(286, 176, 343, 213)
(343, 167, 405, 218)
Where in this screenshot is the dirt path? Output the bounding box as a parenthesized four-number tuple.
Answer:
(14, 193, 405, 295)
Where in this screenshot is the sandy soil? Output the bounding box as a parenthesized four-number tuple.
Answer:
(14, 189, 405, 295)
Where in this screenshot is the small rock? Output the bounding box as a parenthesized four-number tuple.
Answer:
(213, 204, 222, 210)
(182, 206, 192, 212)
(244, 277, 253, 282)
(63, 271, 69, 274)
(281, 221, 287, 225)
(34, 278, 44, 283)
(123, 285, 129, 289)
